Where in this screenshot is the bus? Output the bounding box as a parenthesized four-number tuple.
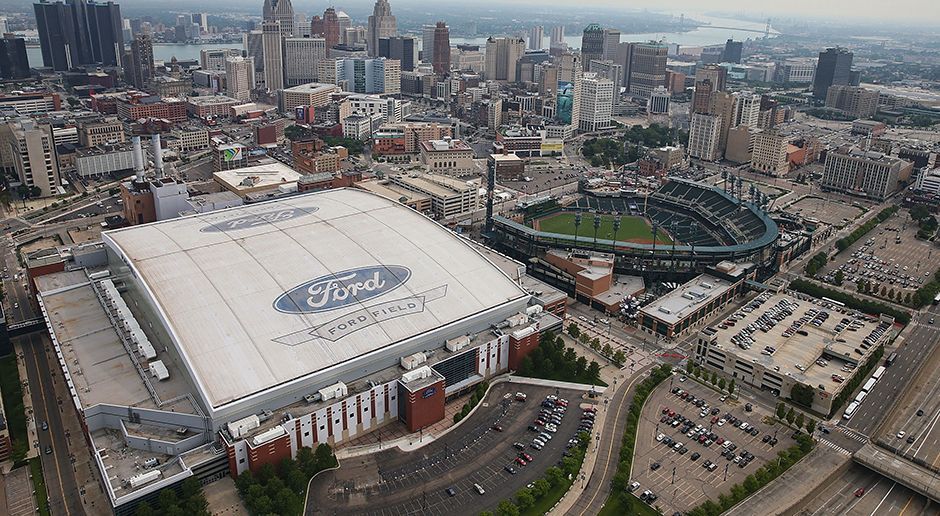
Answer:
(862, 378, 877, 394)
(822, 297, 846, 308)
(854, 391, 868, 404)
(872, 366, 886, 381)
(843, 401, 859, 420)
(934, 293, 940, 305)
(885, 352, 898, 367)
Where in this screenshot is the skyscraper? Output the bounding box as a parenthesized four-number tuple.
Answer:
(723, 39, 742, 64)
(262, 0, 294, 36)
(0, 35, 30, 80)
(484, 37, 525, 82)
(244, 30, 265, 76)
(432, 21, 450, 76)
(262, 21, 284, 91)
(192, 13, 208, 33)
(379, 36, 416, 71)
(34, 0, 124, 71)
(580, 24, 604, 71)
(602, 29, 620, 61)
(283, 37, 326, 86)
(336, 11, 351, 43)
(367, 0, 396, 57)
(577, 72, 613, 132)
(813, 47, 853, 100)
(128, 33, 154, 89)
(0, 119, 61, 197)
(695, 64, 727, 92)
(528, 26, 543, 50)
(628, 42, 667, 99)
(225, 56, 255, 101)
(550, 26, 565, 46)
(322, 8, 340, 50)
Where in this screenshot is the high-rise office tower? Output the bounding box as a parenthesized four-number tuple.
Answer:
(322, 8, 340, 50)
(262, 21, 284, 91)
(0, 17, 7, 34)
(731, 91, 761, 128)
(723, 39, 742, 63)
(691, 78, 714, 115)
(528, 26, 544, 50)
(688, 112, 722, 161)
(367, 0, 396, 57)
(225, 56, 255, 101)
(310, 16, 323, 37)
(283, 37, 326, 86)
(589, 59, 622, 108)
(0, 119, 61, 197)
(556, 52, 580, 84)
(0, 35, 30, 80)
(192, 13, 208, 32)
(379, 36, 416, 71)
(602, 29, 620, 61)
(331, 57, 400, 94)
(550, 26, 565, 46)
(616, 42, 634, 89)
(695, 64, 727, 92)
(336, 11, 351, 43)
(813, 47, 853, 99)
(484, 37, 525, 82)
(580, 24, 604, 71)
(34, 0, 124, 71)
(244, 30, 265, 76)
(628, 42, 667, 99)
(200, 48, 241, 71)
(422, 24, 436, 62)
(577, 72, 613, 132)
(432, 21, 450, 76)
(647, 86, 670, 114)
(262, 0, 294, 36)
(128, 34, 153, 89)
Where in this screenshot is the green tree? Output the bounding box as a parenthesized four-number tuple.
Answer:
(587, 361, 601, 383)
(795, 412, 805, 430)
(575, 356, 588, 377)
(613, 350, 626, 366)
(776, 402, 786, 420)
(135, 503, 157, 516)
(834, 270, 844, 286)
(728, 379, 735, 395)
(568, 323, 580, 339)
(545, 466, 565, 487)
(718, 377, 727, 391)
(710, 372, 718, 385)
(578, 333, 590, 345)
(602, 343, 613, 356)
(786, 407, 795, 425)
(590, 337, 601, 350)
(315, 443, 337, 470)
(158, 488, 179, 512)
(495, 500, 520, 516)
(515, 488, 535, 510)
(564, 347, 577, 363)
(686, 361, 694, 373)
(806, 419, 817, 434)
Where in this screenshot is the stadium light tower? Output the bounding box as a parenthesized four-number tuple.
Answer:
(689, 221, 698, 269)
(670, 220, 679, 270)
(593, 214, 601, 247)
(613, 217, 622, 251)
(574, 212, 583, 245)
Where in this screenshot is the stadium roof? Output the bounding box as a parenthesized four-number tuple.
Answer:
(103, 189, 527, 409)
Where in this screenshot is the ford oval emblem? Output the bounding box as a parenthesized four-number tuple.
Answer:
(422, 387, 437, 399)
(200, 207, 317, 233)
(274, 265, 412, 314)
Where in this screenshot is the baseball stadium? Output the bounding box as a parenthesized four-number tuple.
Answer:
(489, 178, 781, 279)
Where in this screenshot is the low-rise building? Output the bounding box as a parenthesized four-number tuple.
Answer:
(851, 119, 887, 137)
(186, 96, 239, 118)
(78, 117, 125, 147)
(115, 93, 187, 123)
(75, 144, 136, 178)
(342, 112, 384, 140)
(387, 173, 479, 219)
(488, 153, 525, 182)
(213, 161, 304, 197)
(750, 130, 790, 177)
(826, 86, 879, 119)
(372, 122, 453, 155)
(279, 83, 341, 114)
(419, 138, 474, 177)
(822, 146, 912, 201)
(0, 91, 62, 115)
(339, 94, 409, 124)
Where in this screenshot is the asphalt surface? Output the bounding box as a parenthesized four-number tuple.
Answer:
(307, 383, 591, 516)
(2, 232, 36, 323)
(564, 363, 656, 516)
(843, 306, 940, 437)
(796, 463, 934, 516)
(19, 332, 86, 516)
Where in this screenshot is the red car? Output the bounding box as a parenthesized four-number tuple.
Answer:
(854, 487, 865, 497)
(534, 419, 545, 426)
(515, 457, 527, 466)
(519, 452, 533, 462)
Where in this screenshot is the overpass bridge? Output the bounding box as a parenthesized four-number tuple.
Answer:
(854, 443, 940, 503)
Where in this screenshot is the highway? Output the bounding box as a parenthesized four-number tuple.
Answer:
(844, 306, 940, 437)
(2, 227, 37, 323)
(797, 463, 934, 516)
(19, 332, 86, 516)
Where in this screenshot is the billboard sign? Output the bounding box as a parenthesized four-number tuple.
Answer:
(556, 81, 574, 124)
(221, 145, 244, 162)
(274, 265, 413, 315)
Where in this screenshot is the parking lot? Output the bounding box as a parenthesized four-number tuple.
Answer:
(821, 214, 936, 297)
(307, 383, 596, 515)
(3, 466, 37, 516)
(630, 377, 797, 514)
(787, 196, 865, 228)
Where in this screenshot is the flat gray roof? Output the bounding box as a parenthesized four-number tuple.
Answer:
(641, 273, 734, 325)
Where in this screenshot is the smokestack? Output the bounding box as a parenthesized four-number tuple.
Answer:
(152, 134, 164, 177)
(132, 136, 144, 173)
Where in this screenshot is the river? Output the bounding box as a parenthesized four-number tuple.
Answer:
(25, 15, 774, 66)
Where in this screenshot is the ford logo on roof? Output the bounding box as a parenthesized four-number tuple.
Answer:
(200, 207, 317, 233)
(274, 266, 412, 314)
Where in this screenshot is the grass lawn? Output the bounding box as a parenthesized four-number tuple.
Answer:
(30, 458, 50, 516)
(521, 479, 572, 516)
(0, 354, 29, 462)
(536, 213, 673, 245)
(597, 493, 660, 516)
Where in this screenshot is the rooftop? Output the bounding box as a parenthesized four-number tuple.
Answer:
(283, 83, 340, 94)
(101, 189, 528, 409)
(213, 162, 304, 193)
(187, 95, 239, 106)
(421, 138, 471, 152)
(640, 272, 736, 325)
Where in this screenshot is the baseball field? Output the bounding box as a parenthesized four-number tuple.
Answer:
(534, 212, 673, 245)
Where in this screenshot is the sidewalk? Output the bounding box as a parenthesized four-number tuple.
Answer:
(12, 339, 38, 462)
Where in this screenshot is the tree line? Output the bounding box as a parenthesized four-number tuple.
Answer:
(234, 443, 337, 516)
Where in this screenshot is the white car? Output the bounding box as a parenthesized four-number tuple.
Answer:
(717, 419, 725, 427)
(897, 431, 906, 439)
(656, 433, 665, 442)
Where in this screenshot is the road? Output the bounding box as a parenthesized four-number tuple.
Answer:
(564, 363, 656, 516)
(2, 230, 36, 323)
(844, 306, 940, 437)
(19, 332, 86, 516)
(796, 463, 934, 516)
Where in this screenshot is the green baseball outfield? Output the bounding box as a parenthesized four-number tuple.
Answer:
(534, 212, 673, 245)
